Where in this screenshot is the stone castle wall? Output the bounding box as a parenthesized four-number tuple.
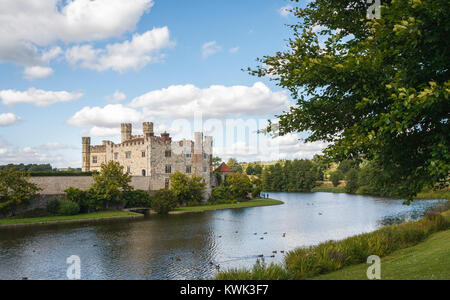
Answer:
(28, 176, 162, 195)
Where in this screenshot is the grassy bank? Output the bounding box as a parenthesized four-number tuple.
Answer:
(415, 191, 450, 201)
(0, 211, 141, 226)
(311, 187, 346, 193)
(313, 229, 450, 280)
(215, 210, 450, 280)
(174, 199, 284, 214)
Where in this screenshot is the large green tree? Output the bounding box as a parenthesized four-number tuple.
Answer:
(0, 168, 40, 216)
(91, 161, 132, 209)
(254, 0, 449, 200)
(169, 171, 206, 206)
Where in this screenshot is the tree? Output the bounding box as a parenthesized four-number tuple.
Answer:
(226, 173, 253, 201)
(212, 156, 222, 166)
(253, 0, 449, 201)
(345, 169, 360, 194)
(337, 160, 360, 177)
(246, 164, 255, 175)
(0, 168, 40, 216)
(91, 161, 132, 209)
(330, 170, 343, 187)
(152, 190, 177, 214)
(227, 158, 243, 173)
(253, 164, 263, 176)
(170, 171, 206, 206)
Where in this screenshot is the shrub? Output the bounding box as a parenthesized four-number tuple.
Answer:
(330, 170, 343, 187)
(210, 186, 232, 204)
(46, 199, 61, 215)
(123, 190, 152, 208)
(58, 200, 80, 216)
(345, 169, 360, 194)
(152, 190, 177, 214)
(65, 187, 90, 212)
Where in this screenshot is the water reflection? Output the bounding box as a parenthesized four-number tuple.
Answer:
(0, 192, 443, 279)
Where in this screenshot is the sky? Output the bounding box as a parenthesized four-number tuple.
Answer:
(0, 0, 327, 168)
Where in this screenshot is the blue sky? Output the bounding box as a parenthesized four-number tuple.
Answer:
(0, 0, 326, 168)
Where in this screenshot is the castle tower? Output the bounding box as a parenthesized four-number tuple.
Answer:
(121, 123, 132, 142)
(143, 122, 154, 137)
(193, 132, 204, 175)
(82, 137, 91, 172)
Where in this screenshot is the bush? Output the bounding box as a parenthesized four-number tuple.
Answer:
(46, 199, 61, 215)
(210, 186, 232, 204)
(330, 170, 343, 187)
(345, 169, 360, 194)
(58, 200, 80, 216)
(169, 172, 206, 206)
(152, 190, 177, 214)
(226, 173, 253, 201)
(123, 190, 152, 208)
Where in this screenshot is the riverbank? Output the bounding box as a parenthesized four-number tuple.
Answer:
(313, 229, 450, 280)
(0, 211, 143, 228)
(172, 199, 284, 214)
(215, 210, 450, 280)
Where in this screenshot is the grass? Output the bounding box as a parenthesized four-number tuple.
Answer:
(174, 199, 284, 213)
(0, 211, 141, 225)
(311, 186, 346, 193)
(313, 229, 450, 280)
(215, 210, 450, 280)
(415, 191, 450, 201)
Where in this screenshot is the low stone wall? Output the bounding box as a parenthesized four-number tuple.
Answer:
(28, 176, 155, 195)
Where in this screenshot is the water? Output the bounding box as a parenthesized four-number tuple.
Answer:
(0, 192, 443, 280)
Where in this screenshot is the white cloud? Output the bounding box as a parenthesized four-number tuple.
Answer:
(66, 27, 174, 72)
(0, 0, 154, 65)
(129, 82, 291, 119)
(0, 88, 83, 107)
(0, 140, 80, 168)
(89, 126, 121, 137)
(202, 41, 222, 58)
(278, 5, 293, 17)
(106, 90, 127, 103)
(23, 66, 54, 80)
(229, 47, 240, 54)
(0, 113, 21, 126)
(67, 104, 143, 127)
(215, 133, 328, 162)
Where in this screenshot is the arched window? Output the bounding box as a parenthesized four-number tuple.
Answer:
(142, 169, 146, 177)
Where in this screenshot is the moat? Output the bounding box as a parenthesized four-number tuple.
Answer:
(0, 192, 443, 280)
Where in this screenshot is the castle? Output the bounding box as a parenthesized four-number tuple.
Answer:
(82, 122, 214, 191)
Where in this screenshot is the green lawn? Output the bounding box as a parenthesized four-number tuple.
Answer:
(311, 187, 346, 193)
(0, 211, 141, 226)
(313, 229, 450, 280)
(174, 199, 284, 213)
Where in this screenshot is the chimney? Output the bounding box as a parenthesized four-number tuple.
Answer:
(161, 132, 171, 143)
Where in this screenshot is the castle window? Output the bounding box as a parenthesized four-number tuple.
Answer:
(127, 166, 131, 173)
(92, 156, 97, 164)
(114, 153, 118, 160)
(165, 150, 171, 158)
(142, 151, 146, 158)
(185, 166, 192, 174)
(142, 169, 146, 176)
(165, 178, 170, 189)
(165, 165, 172, 174)
(203, 167, 208, 173)
(185, 153, 192, 158)
(203, 153, 207, 160)
(126, 151, 131, 159)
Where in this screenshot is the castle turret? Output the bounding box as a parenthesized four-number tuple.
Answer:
(82, 137, 91, 172)
(143, 122, 154, 137)
(121, 123, 132, 142)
